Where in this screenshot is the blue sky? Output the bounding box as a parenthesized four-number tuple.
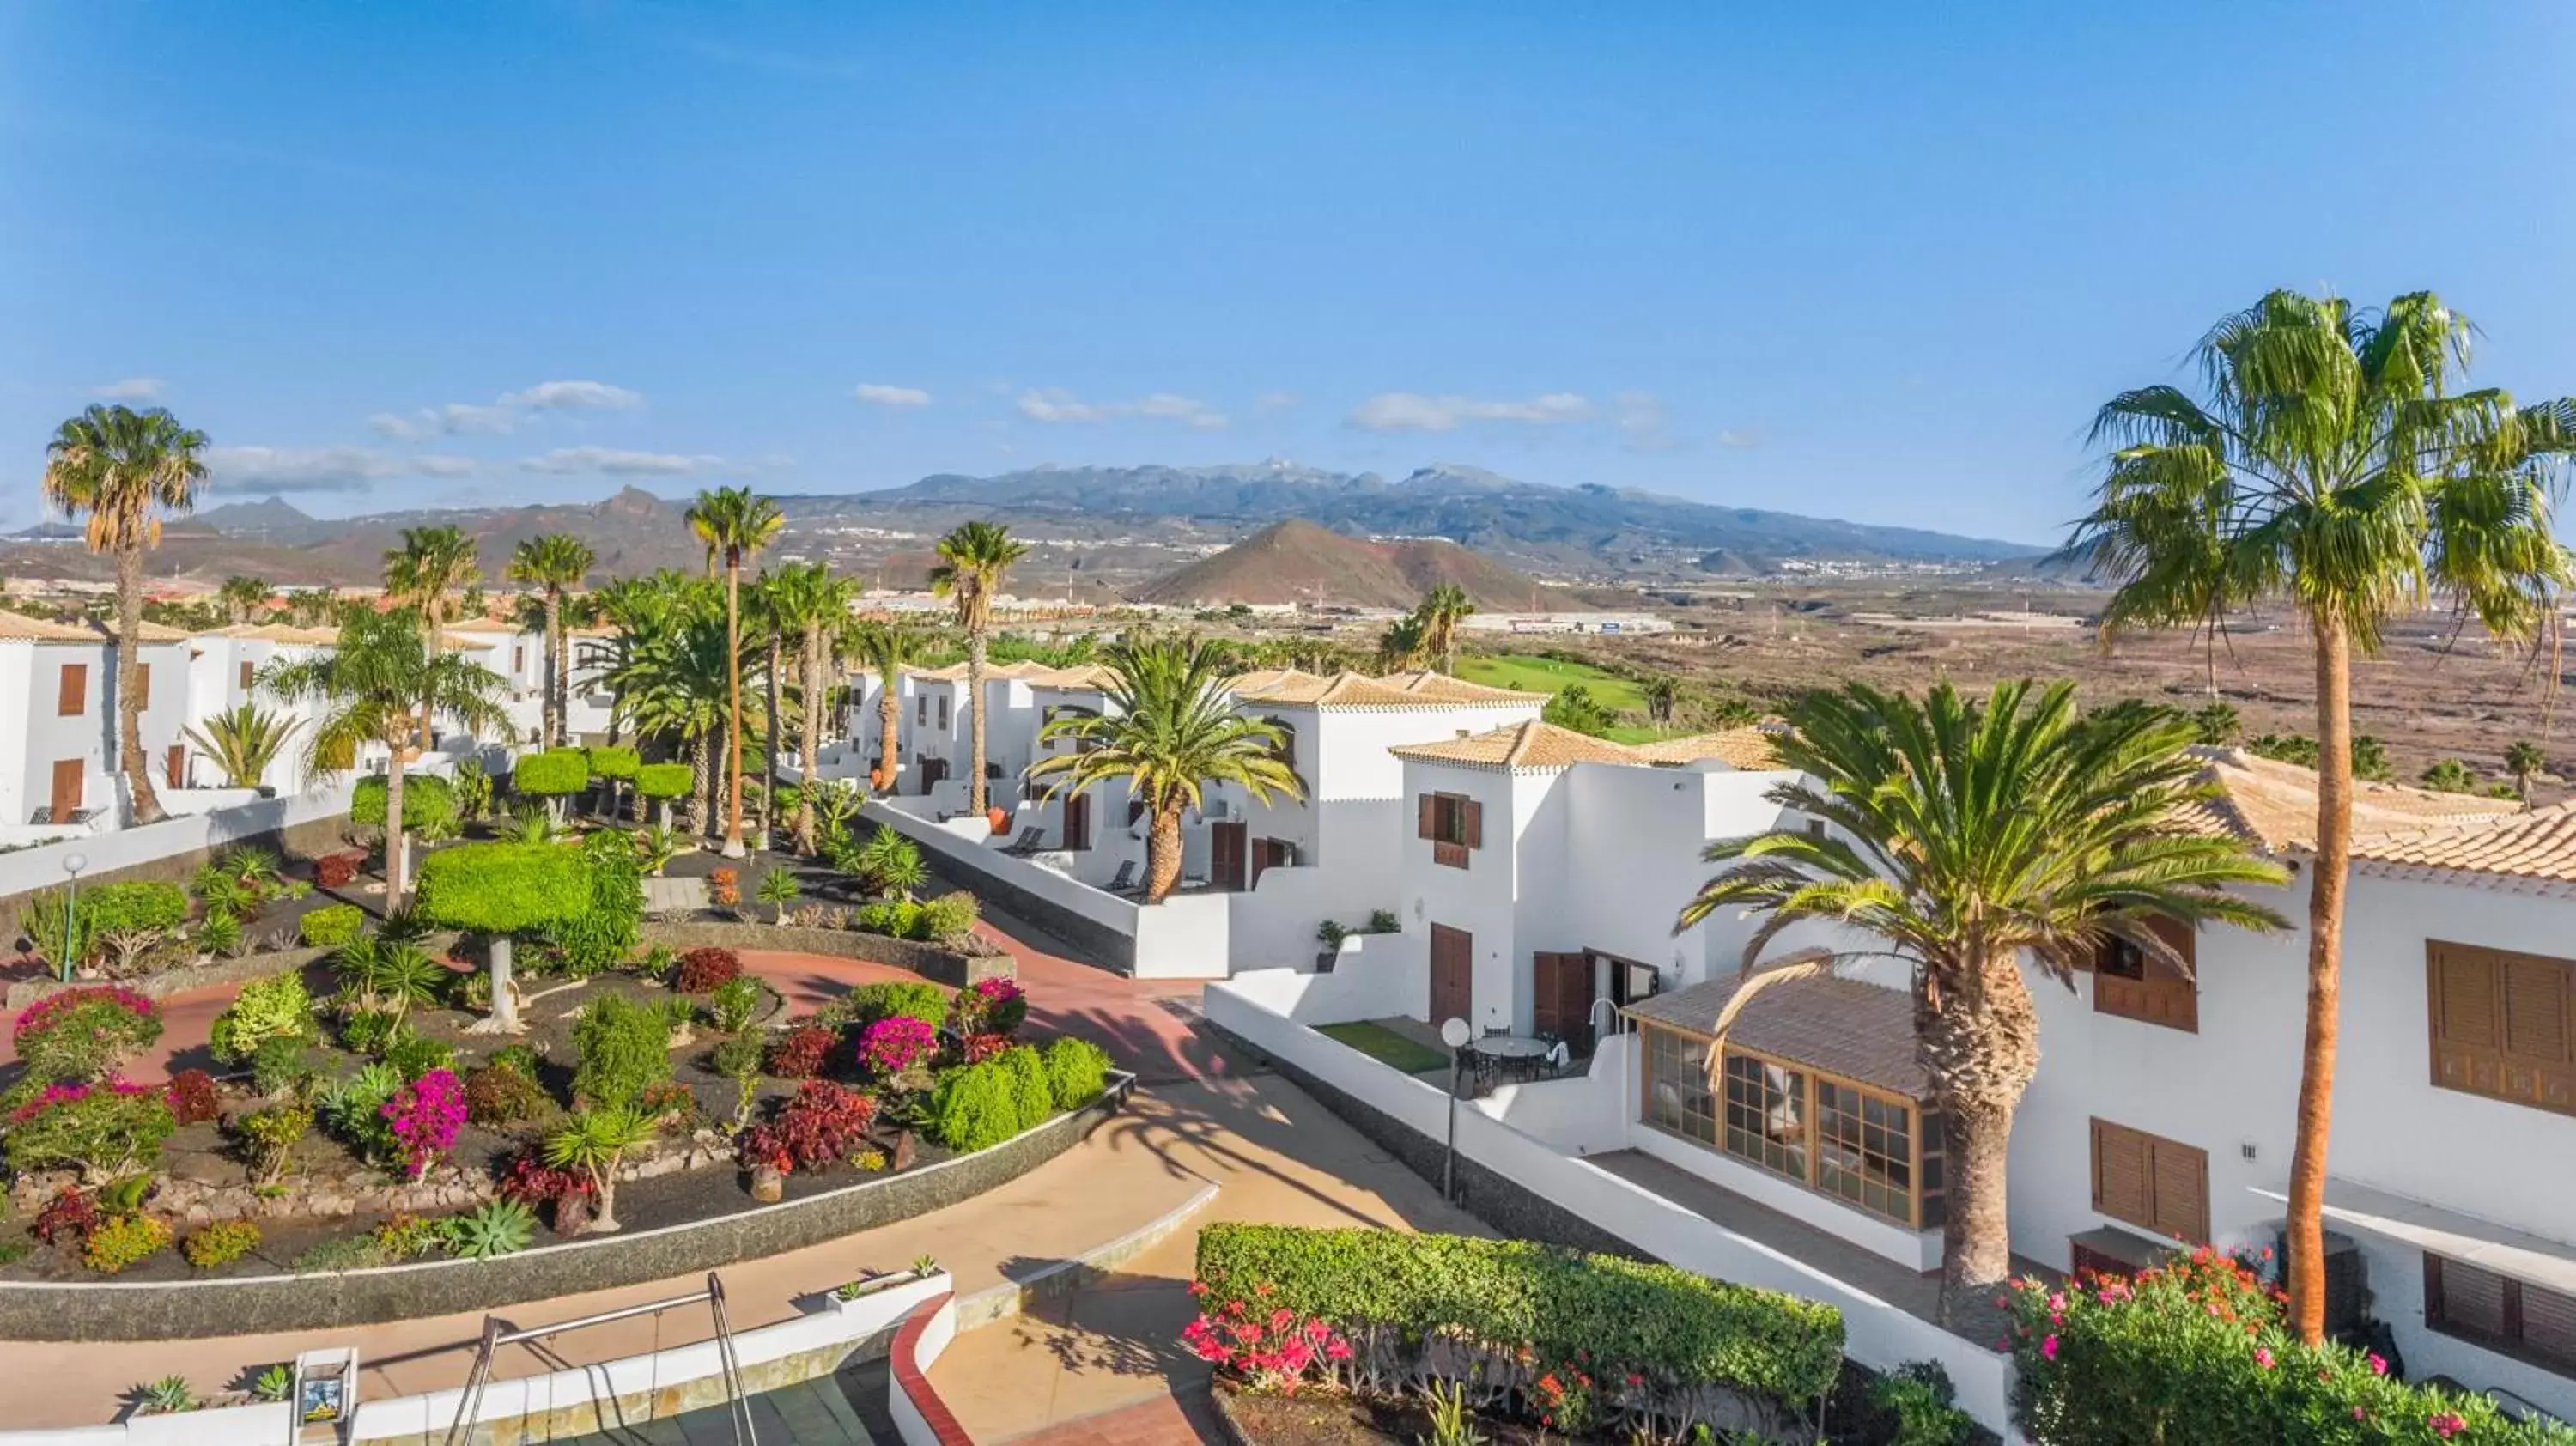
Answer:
(4, 2, 2573, 544)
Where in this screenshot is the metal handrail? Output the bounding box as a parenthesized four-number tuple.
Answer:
(444, 1272, 754, 1446)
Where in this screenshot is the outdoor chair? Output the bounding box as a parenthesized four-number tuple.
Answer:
(1106, 860, 1139, 893)
(1001, 826, 1047, 855)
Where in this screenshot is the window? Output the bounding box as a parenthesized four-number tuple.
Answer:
(1639, 1022, 1942, 1228)
(1416, 791, 1482, 868)
(56, 663, 87, 716)
(1264, 715, 1297, 768)
(238, 660, 255, 691)
(2093, 919, 2199, 1032)
(916, 695, 927, 726)
(2428, 942, 2575, 1116)
(2089, 1118, 2208, 1243)
(2427, 1255, 2576, 1377)
(132, 663, 151, 710)
(936, 695, 950, 730)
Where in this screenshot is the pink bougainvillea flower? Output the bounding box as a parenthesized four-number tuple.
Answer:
(2251, 1347, 2274, 1370)
(2430, 1411, 2467, 1439)
(2368, 1352, 2388, 1376)
(2041, 1334, 2059, 1361)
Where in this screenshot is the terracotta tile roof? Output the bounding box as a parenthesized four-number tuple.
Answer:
(0, 613, 189, 644)
(2178, 749, 2519, 853)
(1388, 720, 1643, 771)
(210, 623, 340, 645)
(2358, 802, 2576, 884)
(906, 659, 1057, 684)
(1625, 969, 1929, 1101)
(1030, 664, 1115, 690)
(1231, 668, 1545, 709)
(1627, 727, 1786, 770)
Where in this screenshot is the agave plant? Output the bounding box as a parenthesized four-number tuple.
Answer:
(439, 1198, 537, 1259)
(508, 803, 562, 846)
(631, 823, 685, 878)
(180, 704, 301, 791)
(132, 1376, 198, 1415)
(251, 1364, 294, 1402)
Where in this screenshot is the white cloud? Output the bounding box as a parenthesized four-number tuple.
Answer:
(519, 447, 726, 477)
(854, 383, 932, 408)
(1616, 392, 1680, 453)
(501, 380, 643, 411)
(368, 379, 643, 439)
(91, 377, 166, 401)
(204, 446, 475, 494)
(1716, 428, 1762, 449)
(1016, 388, 1227, 429)
(1255, 392, 1301, 413)
(1346, 392, 1593, 433)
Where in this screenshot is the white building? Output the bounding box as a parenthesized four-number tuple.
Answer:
(184, 623, 349, 795)
(0, 614, 196, 843)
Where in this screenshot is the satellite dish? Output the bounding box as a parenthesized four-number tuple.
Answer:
(1439, 1018, 1471, 1049)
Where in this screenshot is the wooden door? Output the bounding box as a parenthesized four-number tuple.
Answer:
(1532, 951, 1595, 1050)
(1430, 924, 1473, 1029)
(1210, 820, 1249, 891)
(919, 756, 948, 793)
(166, 744, 185, 789)
(1252, 836, 1291, 887)
(48, 760, 82, 822)
(1063, 791, 1091, 851)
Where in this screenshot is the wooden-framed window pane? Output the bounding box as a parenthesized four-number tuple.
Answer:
(1641, 1024, 1717, 1148)
(1817, 1079, 1913, 1224)
(2093, 920, 2198, 1032)
(1722, 1054, 1807, 1181)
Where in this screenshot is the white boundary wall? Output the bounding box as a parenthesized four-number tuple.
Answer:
(1206, 971, 2019, 1436)
(0, 781, 356, 904)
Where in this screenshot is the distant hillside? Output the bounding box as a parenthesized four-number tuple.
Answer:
(1129, 519, 1587, 610)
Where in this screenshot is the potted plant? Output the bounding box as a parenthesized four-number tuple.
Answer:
(987, 805, 1010, 835)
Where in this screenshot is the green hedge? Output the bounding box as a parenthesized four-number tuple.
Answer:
(635, 762, 692, 800)
(1194, 1224, 1844, 1407)
(353, 774, 459, 835)
(300, 903, 365, 947)
(586, 746, 641, 781)
(2010, 1251, 2576, 1444)
(512, 748, 591, 799)
(414, 842, 590, 933)
(1042, 1036, 1109, 1110)
(928, 1055, 1038, 1152)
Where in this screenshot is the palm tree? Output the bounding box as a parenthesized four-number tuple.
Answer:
(264, 606, 511, 911)
(1643, 676, 1680, 727)
(544, 1106, 657, 1234)
(1028, 634, 1304, 903)
(217, 576, 269, 624)
(385, 526, 482, 750)
(2189, 701, 2242, 747)
(2506, 740, 2548, 810)
(41, 404, 210, 825)
(684, 488, 784, 857)
(611, 601, 750, 835)
(1676, 681, 2287, 1326)
(930, 521, 1030, 817)
(181, 704, 301, 789)
(848, 622, 923, 797)
(507, 534, 595, 751)
(764, 563, 853, 853)
(587, 569, 702, 748)
(1376, 614, 1427, 672)
(1413, 583, 1477, 675)
(2063, 289, 2575, 1340)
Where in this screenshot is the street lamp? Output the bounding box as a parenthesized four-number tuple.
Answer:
(58, 852, 88, 983)
(1439, 1016, 1471, 1203)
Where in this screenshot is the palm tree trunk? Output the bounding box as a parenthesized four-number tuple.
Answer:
(723, 556, 747, 857)
(798, 621, 823, 854)
(416, 606, 439, 752)
(1924, 951, 2039, 1329)
(693, 731, 714, 836)
(542, 590, 563, 751)
(764, 632, 783, 852)
(1145, 806, 1183, 904)
(2286, 613, 2354, 1346)
(878, 678, 901, 794)
(116, 542, 166, 824)
(968, 628, 990, 815)
(384, 750, 410, 912)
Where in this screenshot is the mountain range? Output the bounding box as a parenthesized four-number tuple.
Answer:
(1131, 519, 1584, 611)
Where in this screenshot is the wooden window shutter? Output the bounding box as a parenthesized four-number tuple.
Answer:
(2090, 1120, 2151, 1224)
(57, 663, 86, 716)
(2148, 1137, 2209, 1242)
(238, 660, 255, 690)
(2525, 1279, 2576, 1363)
(2503, 956, 2572, 1065)
(1463, 798, 1484, 849)
(1418, 793, 1436, 839)
(2433, 1256, 2510, 1338)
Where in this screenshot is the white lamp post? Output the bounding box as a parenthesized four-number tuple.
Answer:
(1439, 1015, 1472, 1203)
(58, 852, 88, 983)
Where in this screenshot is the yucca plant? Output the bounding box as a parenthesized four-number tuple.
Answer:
(181, 704, 301, 791)
(544, 1106, 658, 1234)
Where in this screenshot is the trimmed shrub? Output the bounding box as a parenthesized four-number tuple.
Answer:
(587, 745, 641, 781)
(916, 890, 979, 944)
(83, 1214, 173, 1274)
(532, 829, 643, 976)
(513, 747, 592, 799)
(299, 903, 364, 947)
(183, 1219, 262, 1269)
(1194, 1224, 1845, 1412)
(164, 1068, 221, 1126)
(230, 1103, 311, 1185)
(76, 882, 190, 958)
(464, 1062, 553, 1126)
(634, 761, 692, 801)
(571, 993, 673, 1109)
(842, 981, 949, 1030)
(996, 1044, 1052, 1127)
(381, 1033, 456, 1079)
(208, 971, 316, 1066)
(250, 1036, 313, 1097)
(927, 1057, 1029, 1153)
(414, 842, 590, 935)
(2008, 1249, 2569, 1444)
(352, 773, 459, 837)
(675, 946, 742, 993)
(854, 900, 922, 939)
(12, 986, 163, 1082)
(1874, 1361, 1973, 1446)
(1042, 1036, 1110, 1111)
(5, 1083, 176, 1182)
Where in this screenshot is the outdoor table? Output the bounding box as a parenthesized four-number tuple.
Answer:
(1465, 1034, 1552, 1084)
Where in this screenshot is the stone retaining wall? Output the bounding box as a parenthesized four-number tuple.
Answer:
(3, 945, 331, 1012)
(0, 1074, 1132, 1341)
(640, 920, 1014, 989)
(918, 851, 1139, 974)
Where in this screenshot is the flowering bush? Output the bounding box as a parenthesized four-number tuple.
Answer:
(4, 1080, 176, 1182)
(858, 1015, 938, 1078)
(380, 1068, 465, 1180)
(1182, 1297, 1352, 1394)
(2008, 1249, 2567, 1444)
(12, 987, 162, 1082)
(164, 1068, 221, 1126)
(32, 1187, 98, 1247)
(708, 867, 740, 908)
(766, 1024, 836, 1079)
(738, 1080, 877, 1175)
(183, 1219, 263, 1269)
(946, 975, 1027, 1037)
(83, 1213, 173, 1274)
(674, 947, 742, 993)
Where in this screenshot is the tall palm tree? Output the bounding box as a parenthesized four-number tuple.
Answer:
(1375, 614, 1427, 672)
(385, 526, 482, 750)
(181, 704, 301, 789)
(1643, 676, 1680, 727)
(2063, 289, 2575, 1340)
(217, 576, 270, 625)
(1676, 681, 2287, 1325)
(507, 534, 596, 751)
(264, 606, 511, 912)
(848, 622, 923, 797)
(748, 572, 792, 849)
(763, 562, 853, 853)
(931, 521, 1030, 817)
(610, 600, 750, 835)
(1413, 583, 1477, 675)
(587, 569, 702, 748)
(1029, 634, 1304, 903)
(2506, 739, 2549, 811)
(41, 404, 210, 825)
(684, 488, 784, 856)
